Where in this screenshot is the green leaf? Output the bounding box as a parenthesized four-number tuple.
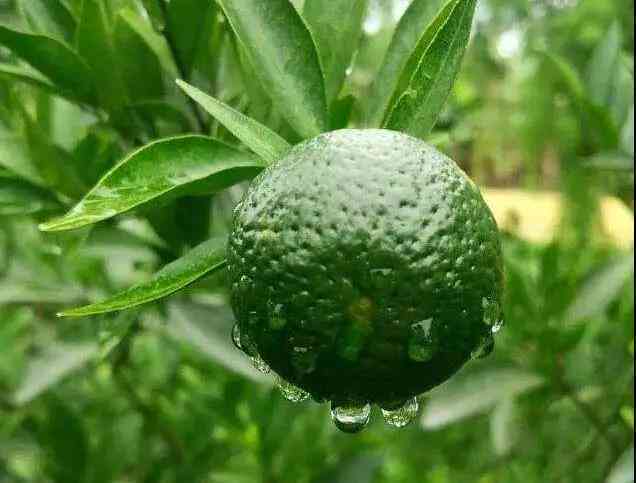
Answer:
(384, 0, 477, 138)
(490, 397, 519, 456)
(0, 62, 58, 95)
(303, 0, 368, 103)
(58, 236, 228, 316)
(421, 367, 544, 429)
(0, 178, 59, 216)
(0, 136, 46, 186)
(177, 80, 291, 164)
(23, 116, 87, 199)
(163, 302, 272, 384)
(0, 25, 96, 104)
(606, 445, 634, 483)
(366, 0, 447, 127)
(113, 8, 166, 101)
(587, 23, 622, 110)
(542, 51, 620, 150)
(75, 0, 128, 111)
(166, 0, 218, 78)
(12, 342, 98, 406)
(40, 135, 264, 232)
(564, 252, 635, 325)
(117, 7, 179, 79)
(17, 0, 77, 43)
(217, 0, 328, 138)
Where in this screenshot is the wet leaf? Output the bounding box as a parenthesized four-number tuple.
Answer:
(0, 25, 96, 104)
(177, 80, 290, 164)
(421, 367, 544, 429)
(58, 236, 227, 317)
(217, 0, 328, 138)
(12, 342, 98, 406)
(366, 0, 447, 127)
(40, 135, 265, 232)
(384, 0, 477, 138)
(303, 0, 368, 102)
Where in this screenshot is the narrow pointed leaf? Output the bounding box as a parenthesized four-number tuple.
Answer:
(0, 62, 57, 96)
(40, 135, 265, 232)
(0, 178, 60, 216)
(564, 252, 635, 324)
(217, 0, 328, 138)
(117, 7, 179, 78)
(421, 367, 544, 429)
(384, 0, 477, 138)
(165, 302, 272, 384)
(303, 0, 368, 102)
(114, 9, 166, 100)
(166, 0, 218, 78)
(12, 342, 98, 406)
(0, 136, 46, 186)
(17, 0, 77, 43)
(606, 445, 634, 483)
(177, 80, 290, 164)
(0, 25, 96, 104)
(75, 0, 128, 111)
(366, 0, 446, 126)
(587, 23, 622, 110)
(59, 236, 227, 317)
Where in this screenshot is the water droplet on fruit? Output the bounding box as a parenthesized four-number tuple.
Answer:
(482, 297, 501, 327)
(471, 334, 495, 360)
(291, 346, 317, 374)
(277, 378, 310, 403)
(330, 402, 371, 433)
(408, 319, 436, 362)
(491, 319, 505, 334)
(267, 301, 287, 330)
(231, 324, 242, 350)
(381, 397, 419, 428)
(250, 354, 271, 374)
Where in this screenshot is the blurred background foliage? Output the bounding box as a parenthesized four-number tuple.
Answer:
(0, 0, 633, 482)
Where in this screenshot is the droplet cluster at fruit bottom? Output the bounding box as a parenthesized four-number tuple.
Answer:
(231, 315, 505, 433)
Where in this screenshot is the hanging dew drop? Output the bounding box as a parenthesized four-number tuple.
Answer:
(330, 402, 372, 434)
(482, 297, 501, 327)
(491, 319, 505, 335)
(231, 324, 242, 351)
(408, 319, 436, 362)
(277, 378, 310, 403)
(471, 334, 495, 360)
(268, 301, 287, 330)
(381, 397, 419, 428)
(291, 346, 318, 374)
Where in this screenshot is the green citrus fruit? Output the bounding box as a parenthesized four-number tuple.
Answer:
(228, 129, 504, 407)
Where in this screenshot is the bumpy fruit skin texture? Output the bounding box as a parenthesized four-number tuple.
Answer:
(228, 129, 503, 404)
